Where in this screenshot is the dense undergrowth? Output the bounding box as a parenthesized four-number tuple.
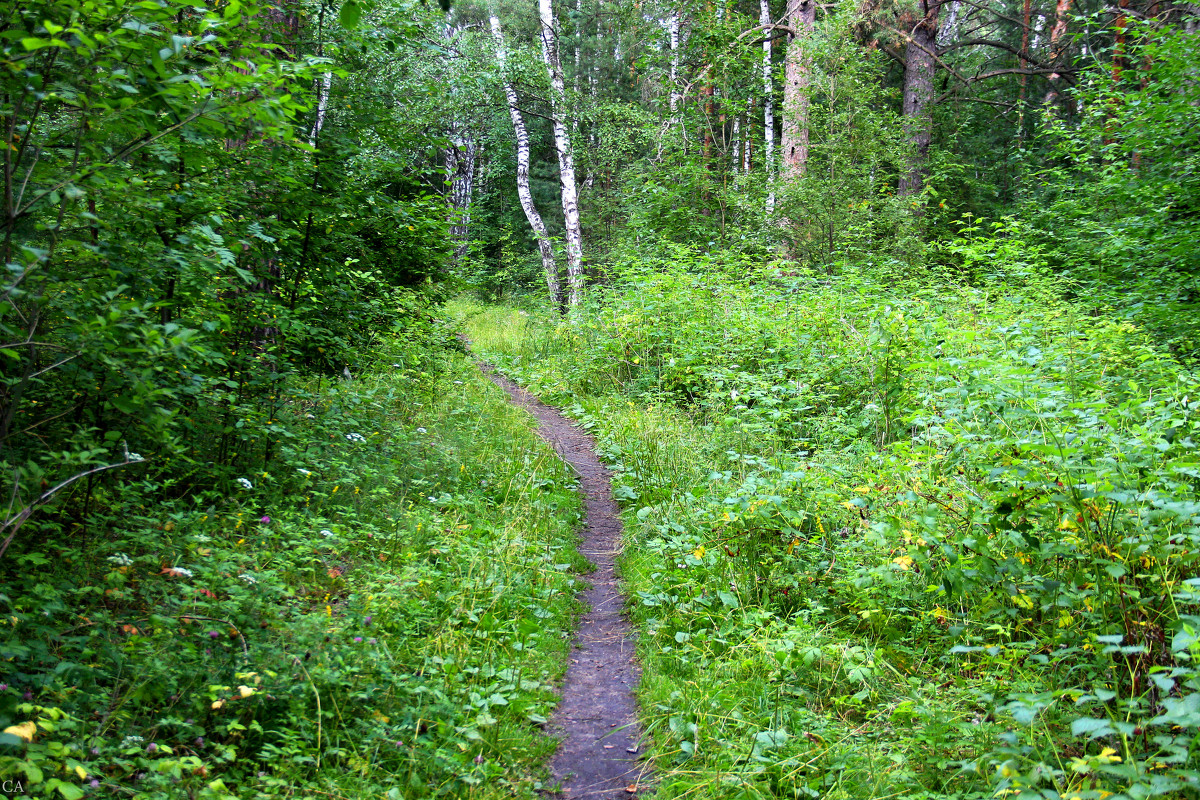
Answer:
(0, 328, 587, 799)
(456, 235, 1200, 800)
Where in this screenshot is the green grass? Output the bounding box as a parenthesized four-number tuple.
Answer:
(0, 332, 588, 799)
(450, 255, 1200, 800)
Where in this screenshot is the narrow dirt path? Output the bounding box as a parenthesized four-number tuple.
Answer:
(480, 366, 648, 799)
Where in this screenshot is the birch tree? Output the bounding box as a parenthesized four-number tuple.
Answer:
(669, 8, 683, 117)
(489, 11, 564, 310)
(539, 0, 585, 307)
(761, 0, 776, 213)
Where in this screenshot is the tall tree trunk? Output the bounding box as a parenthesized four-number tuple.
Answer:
(446, 132, 477, 265)
(490, 12, 563, 310)
(308, 72, 332, 147)
(731, 113, 741, 169)
(539, 0, 585, 307)
(898, 0, 941, 199)
(781, 0, 816, 181)
(743, 97, 754, 173)
(1018, 0, 1032, 136)
(761, 0, 776, 214)
(669, 9, 682, 116)
(1043, 0, 1074, 106)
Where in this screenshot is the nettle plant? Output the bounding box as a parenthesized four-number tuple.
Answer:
(852, 313, 1200, 797)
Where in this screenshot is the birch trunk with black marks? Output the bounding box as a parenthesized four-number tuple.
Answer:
(539, 0, 585, 307)
(761, 0, 776, 214)
(669, 9, 682, 117)
(781, 0, 816, 181)
(489, 12, 563, 310)
(445, 132, 477, 264)
(898, 0, 941, 200)
(308, 72, 331, 147)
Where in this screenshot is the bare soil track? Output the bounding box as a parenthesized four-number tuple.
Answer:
(480, 365, 649, 799)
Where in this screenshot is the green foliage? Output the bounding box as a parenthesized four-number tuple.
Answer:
(460, 229, 1200, 798)
(1019, 23, 1200, 359)
(0, 338, 585, 798)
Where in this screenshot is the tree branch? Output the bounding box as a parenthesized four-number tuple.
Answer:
(0, 455, 145, 560)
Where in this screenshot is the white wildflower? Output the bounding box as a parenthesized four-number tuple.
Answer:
(345, 433, 366, 443)
(107, 552, 133, 567)
(237, 477, 253, 490)
(320, 529, 334, 538)
(416, 427, 427, 434)
(239, 573, 258, 585)
(120, 735, 145, 748)
(297, 469, 312, 477)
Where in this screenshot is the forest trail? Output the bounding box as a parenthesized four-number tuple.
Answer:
(480, 364, 649, 798)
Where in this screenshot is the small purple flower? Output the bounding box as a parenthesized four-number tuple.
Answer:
(353, 636, 363, 643)
(368, 638, 377, 645)
(0, 683, 7, 691)
(91, 747, 100, 756)
(146, 742, 157, 754)
(260, 516, 271, 524)
(90, 779, 100, 788)
(194, 736, 204, 746)
(394, 740, 403, 747)
(208, 630, 220, 639)
(22, 690, 32, 701)
(364, 616, 372, 624)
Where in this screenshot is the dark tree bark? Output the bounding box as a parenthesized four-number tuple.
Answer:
(898, 0, 941, 199)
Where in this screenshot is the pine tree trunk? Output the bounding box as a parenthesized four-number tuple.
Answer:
(490, 12, 563, 311)
(781, 0, 815, 181)
(539, 0, 585, 307)
(898, 0, 940, 199)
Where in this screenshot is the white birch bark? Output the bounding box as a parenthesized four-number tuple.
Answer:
(668, 10, 682, 115)
(308, 72, 332, 147)
(761, 0, 776, 214)
(446, 132, 477, 265)
(743, 97, 753, 173)
(539, 0, 585, 307)
(489, 11, 562, 309)
(731, 114, 741, 169)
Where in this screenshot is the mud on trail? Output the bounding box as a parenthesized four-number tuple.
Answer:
(481, 366, 649, 799)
